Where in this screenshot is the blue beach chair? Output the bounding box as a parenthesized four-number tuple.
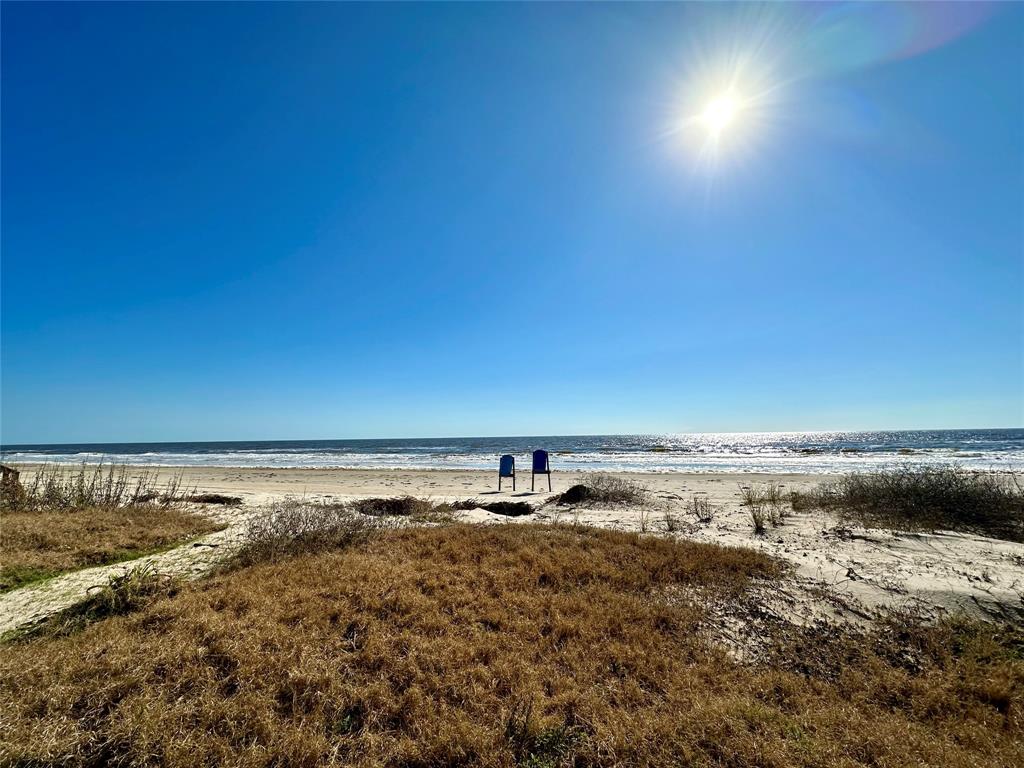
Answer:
(498, 454, 515, 491)
(532, 449, 551, 491)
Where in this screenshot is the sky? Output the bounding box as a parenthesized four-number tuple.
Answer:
(2, 2, 1022, 444)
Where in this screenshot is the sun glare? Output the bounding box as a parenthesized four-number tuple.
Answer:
(664, 21, 788, 174)
(702, 93, 740, 135)
(666, 66, 779, 174)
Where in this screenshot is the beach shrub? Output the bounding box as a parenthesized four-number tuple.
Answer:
(689, 494, 715, 524)
(739, 484, 761, 507)
(232, 500, 385, 567)
(556, 484, 593, 505)
(552, 473, 652, 507)
(1, 524, 1020, 767)
(638, 506, 652, 532)
(662, 510, 683, 532)
(792, 466, 1024, 542)
(741, 483, 788, 528)
(451, 499, 534, 517)
(350, 495, 461, 522)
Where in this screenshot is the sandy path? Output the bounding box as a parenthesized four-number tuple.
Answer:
(0, 524, 250, 637)
(3, 466, 1022, 634)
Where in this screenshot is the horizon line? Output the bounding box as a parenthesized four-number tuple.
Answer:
(2, 425, 1022, 449)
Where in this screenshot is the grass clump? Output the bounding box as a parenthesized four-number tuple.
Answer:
(553, 473, 652, 507)
(662, 510, 683, 532)
(793, 466, 1024, 542)
(452, 499, 534, 517)
(750, 505, 767, 535)
(350, 495, 460, 522)
(689, 494, 716, 524)
(1, 524, 1021, 767)
(231, 500, 385, 568)
(504, 700, 585, 767)
(4, 463, 191, 512)
(741, 483, 789, 531)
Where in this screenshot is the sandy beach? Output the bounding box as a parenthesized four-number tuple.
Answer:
(5, 464, 1022, 635)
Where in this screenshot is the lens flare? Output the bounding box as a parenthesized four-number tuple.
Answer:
(659, 3, 999, 177)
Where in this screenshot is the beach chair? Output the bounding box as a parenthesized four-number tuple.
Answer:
(531, 449, 551, 491)
(498, 454, 515, 491)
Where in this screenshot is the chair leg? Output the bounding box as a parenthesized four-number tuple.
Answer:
(513, 474, 516, 491)
(498, 474, 502, 491)
(532, 473, 535, 491)
(547, 473, 551, 492)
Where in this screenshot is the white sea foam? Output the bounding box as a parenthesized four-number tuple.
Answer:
(3, 431, 1022, 475)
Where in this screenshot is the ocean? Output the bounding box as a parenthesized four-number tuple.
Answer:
(2, 429, 1022, 474)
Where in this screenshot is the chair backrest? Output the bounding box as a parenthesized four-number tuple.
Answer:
(499, 454, 515, 477)
(532, 449, 549, 473)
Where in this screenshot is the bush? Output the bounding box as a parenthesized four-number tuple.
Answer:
(350, 496, 457, 522)
(232, 501, 385, 567)
(792, 466, 1024, 542)
(741, 483, 788, 528)
(689, 495, 715, 524)
(452, 499, 534, 517)
(552, 473, 652, 507)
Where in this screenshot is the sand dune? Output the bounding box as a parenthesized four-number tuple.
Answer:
(4, 465, 1021, 635)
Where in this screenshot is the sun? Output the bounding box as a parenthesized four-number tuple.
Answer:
(702, 93, 741, 136)
(666, 47, 784, 172)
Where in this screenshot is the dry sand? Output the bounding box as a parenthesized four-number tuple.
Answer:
(3, 465, 1022, 636)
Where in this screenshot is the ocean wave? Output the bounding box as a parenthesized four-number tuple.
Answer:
(3, 431, 1021, 474)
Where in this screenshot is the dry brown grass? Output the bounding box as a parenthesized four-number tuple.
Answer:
(5, 463, 192, 512)
(552, 473, 653, 507)
(0, 503, 224, 592)
(7, 563, 181, 643)
(1, 524, 1021, 767)
(229, 500, 388, 569)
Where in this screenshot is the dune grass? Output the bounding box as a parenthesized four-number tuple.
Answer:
(1, 523, 1020, 767)
(0, 464, 225, 592)
(552, 473, 653, 507)
(229, 500, 388, 569)
(5, 462, 191, 511)
(792, 466, 1024, 542)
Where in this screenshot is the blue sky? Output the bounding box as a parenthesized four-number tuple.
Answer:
(2, 2, 1021, 444)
